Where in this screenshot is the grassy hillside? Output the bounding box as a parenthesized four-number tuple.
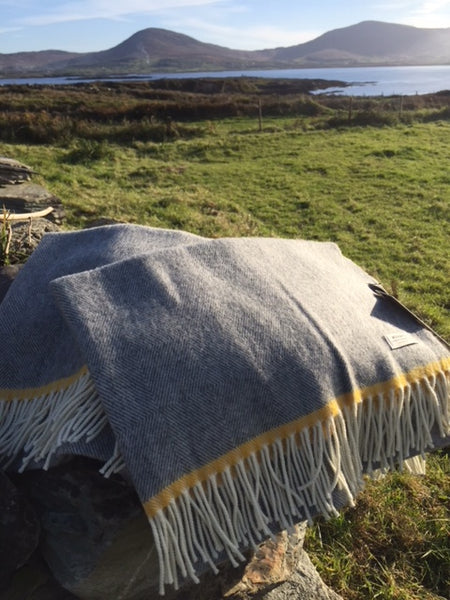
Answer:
(1, 81, 449, 599)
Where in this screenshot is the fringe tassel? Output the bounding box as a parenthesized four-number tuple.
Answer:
(100, 439, 127, 477)
(0, 371, 109, 472)
(148, 370, 450, 595)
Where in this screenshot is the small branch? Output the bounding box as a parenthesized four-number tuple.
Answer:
(5, 223, 12, 259)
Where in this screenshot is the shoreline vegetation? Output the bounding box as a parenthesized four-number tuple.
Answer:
(1, 77, 449, 600)
(2, 77, 450, 146)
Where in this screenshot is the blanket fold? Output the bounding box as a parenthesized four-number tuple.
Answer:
(1, 225, 449, 594)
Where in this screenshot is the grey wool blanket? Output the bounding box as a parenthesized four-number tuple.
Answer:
(1, 224, 449, 594)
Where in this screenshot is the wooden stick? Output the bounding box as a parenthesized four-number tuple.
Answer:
(5, 207, 54, 221)
(5, 223, 12, 258)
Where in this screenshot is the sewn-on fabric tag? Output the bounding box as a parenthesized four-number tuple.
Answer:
(384, 332, 419, 350)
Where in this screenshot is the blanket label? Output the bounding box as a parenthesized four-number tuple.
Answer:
(384, 332, 419, 350)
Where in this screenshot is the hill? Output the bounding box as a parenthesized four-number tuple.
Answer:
(273, 21, 450, 66)
(61, 28, 274, 73)
(0, 50, 81, 74)
(1, 21, 450, 76)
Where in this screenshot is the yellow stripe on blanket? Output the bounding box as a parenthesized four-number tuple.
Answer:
(144, 358, 450, 518)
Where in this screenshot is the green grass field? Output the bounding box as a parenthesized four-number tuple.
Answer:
(1, 98, 449, 599)
(4, 115, 449, 338)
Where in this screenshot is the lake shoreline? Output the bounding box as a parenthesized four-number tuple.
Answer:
(2, 64, 450, 96)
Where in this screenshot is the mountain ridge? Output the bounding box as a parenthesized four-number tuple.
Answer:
(1, 20, 450, 76)
(274, 21, 450, 65)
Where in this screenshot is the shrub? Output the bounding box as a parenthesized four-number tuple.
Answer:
(63, 139, 114, 164)
(325, 109, 399, 128)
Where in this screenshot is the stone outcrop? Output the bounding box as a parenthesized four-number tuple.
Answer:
(0, 157, 35, 185)
(0, 471, 40, 589)
(6, 218, 62, 265)
(5, 458, 342, 600)
(0, 183, 65, 225)
(0, 156, 65, 224)
(0, 156, 63, 270)
(0, 263, 23, 302)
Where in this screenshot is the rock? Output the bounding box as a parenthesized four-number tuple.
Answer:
(4, 556, 79, 600)
(0, 157, 65, 222)
(0, 157, 35, 185)
(0, 182, 65, 224)
(67, 511, 160, 600)
(12, 458, 342, 600)
(222, 526, 342, 600)
(0, 160, 65, 268)
(0, 263, 23, 303)
(259, 548, 343, 600)
(0, 471, 40, 591)
(0, 182, 58, 210)
(5, 218, 61, 265)
(18, 458, 160, 600)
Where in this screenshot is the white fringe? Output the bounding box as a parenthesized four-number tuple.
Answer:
(148, 371, 450, 595)
(0, 371, 110, 472)
(100, 439, 127, 477)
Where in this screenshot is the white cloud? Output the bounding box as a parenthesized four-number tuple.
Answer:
(19, 0, 223, 26)
(373, 0, 450, 27)
(415, 0, 450, 11)
(403, 0, 450, 27)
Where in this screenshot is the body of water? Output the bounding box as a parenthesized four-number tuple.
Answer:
(1, 65, 450, 96)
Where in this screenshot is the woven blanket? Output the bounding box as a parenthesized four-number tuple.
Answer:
(1, 225, 449, 594)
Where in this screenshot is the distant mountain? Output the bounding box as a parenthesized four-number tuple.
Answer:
(0, 50, 80, 73)
(1, 21, 450, 77)
(272, 21, 450, 66)
(60, 28, 274, 73)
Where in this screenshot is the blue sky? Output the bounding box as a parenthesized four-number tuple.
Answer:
(1, 1, 450, 54)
